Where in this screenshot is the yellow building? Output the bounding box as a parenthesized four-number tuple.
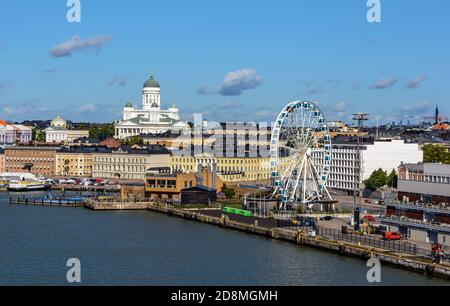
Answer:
(170, 154, 287, 183)
(55, 147, 109, 177)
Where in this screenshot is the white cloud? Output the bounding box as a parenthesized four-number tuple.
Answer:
(369, 77, 398, 89)
(50, 35, 112, 57)
(215, 69, 262, 96)
(406, 76, 427, 89)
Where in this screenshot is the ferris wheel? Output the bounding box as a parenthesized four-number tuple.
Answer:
(270, 100, 333, 209)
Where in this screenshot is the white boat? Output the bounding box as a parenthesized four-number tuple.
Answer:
(0, 172, 50, 192)
(7, 180, 50, 191)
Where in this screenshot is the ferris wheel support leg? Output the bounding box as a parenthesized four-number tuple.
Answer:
(310, 159, 333, 201)
(302, 155, 307, 204)
(290, 155, 305, 203)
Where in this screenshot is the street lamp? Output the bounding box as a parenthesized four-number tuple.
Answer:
(352, 113, 369, 230)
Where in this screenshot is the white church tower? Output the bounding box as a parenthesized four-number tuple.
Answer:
(142, 73, 161, 111)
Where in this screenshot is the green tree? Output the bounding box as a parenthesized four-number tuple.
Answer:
(123, 136, 144, 147)
(386, 169, 398, 188)
(32, 129, 46, 142)
(221, 184, 236, 199)
(89, 123, 115, 140)
(364, 168, 388, 191)
(422, 144, 450, 164)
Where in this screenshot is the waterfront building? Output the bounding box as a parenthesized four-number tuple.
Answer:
(92, 145, 171, 180)
(4, 145, 60, 177)
(170, 154, 274, 183)
(145, 166, 223, 200)
(45, 116, 89, 143)
(397, 163, 450, 204)
(55, 147, 110, 178)
(311, 138, 423, 193)
(114, 74, 183, 139)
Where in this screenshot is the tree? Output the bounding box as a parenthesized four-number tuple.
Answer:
(123, 136, 144, 147)
(89, 123, 115, 140)
(32, 129, 46, 142)
(364, 168, 388, 191)
(386, 169, 398, 188)
(221, 184, 236, 199)
(422, 144, 450, 164)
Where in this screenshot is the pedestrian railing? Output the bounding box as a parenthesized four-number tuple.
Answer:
(317, 226, 420, 256)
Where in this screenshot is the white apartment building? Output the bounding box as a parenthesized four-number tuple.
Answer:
(312, 139, 423, 193)
(92, 146, 171, 180)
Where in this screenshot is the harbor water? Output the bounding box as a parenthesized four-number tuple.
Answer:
(0, 191, 449, 286)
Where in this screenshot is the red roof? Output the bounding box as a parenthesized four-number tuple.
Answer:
(432, 123, 450, 130)
(99, 138, 122, 148)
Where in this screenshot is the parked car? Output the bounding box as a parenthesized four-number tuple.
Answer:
(382, 231, 402, 241)
(320, 216, 334, 221)
(363, 215, 376, 222)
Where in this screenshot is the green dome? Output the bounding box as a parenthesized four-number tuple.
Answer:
(125, 101, 133, 107)
(143, 73, 160, 88)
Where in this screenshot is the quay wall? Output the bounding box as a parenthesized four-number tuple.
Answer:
(147, 204, 450, 280)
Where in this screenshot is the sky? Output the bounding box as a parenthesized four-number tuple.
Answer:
(0, 0, 449, 125)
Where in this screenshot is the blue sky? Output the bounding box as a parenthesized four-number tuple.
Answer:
(0, 0, 449, 124)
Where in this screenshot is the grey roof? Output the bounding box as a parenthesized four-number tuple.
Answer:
(45, 126, 68, 131)
(400, 163, 424, 172)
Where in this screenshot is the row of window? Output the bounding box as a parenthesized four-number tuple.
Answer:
(7, 157, 54, 162)
(93, 157, 147, 164)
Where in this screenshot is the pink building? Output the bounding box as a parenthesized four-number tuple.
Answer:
(0, 120, 32, 145)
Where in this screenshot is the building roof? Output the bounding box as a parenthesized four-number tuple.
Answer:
(113, 144, 171, 155)
(182, 185, 217, 192)
(57, 146, 112, 154)
(432, 123, 450, 131)
(46, 126, 68, 132)
(400, 162, 424, 172)
(51, 116, 67, 127)
(143, 73, 160, 88)
(99, 138, 122, 148)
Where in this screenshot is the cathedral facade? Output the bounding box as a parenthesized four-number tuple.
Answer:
(115, 74, 182, 139)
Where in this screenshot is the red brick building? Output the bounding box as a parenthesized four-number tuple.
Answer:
(4, 146, 60, 177)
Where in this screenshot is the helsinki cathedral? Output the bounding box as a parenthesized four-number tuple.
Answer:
(115, 73, 188, 139)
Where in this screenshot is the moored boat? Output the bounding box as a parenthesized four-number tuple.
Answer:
(7, 180, 50, 192)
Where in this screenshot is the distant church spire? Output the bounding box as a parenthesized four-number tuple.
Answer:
(435, 104, 440, 125)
